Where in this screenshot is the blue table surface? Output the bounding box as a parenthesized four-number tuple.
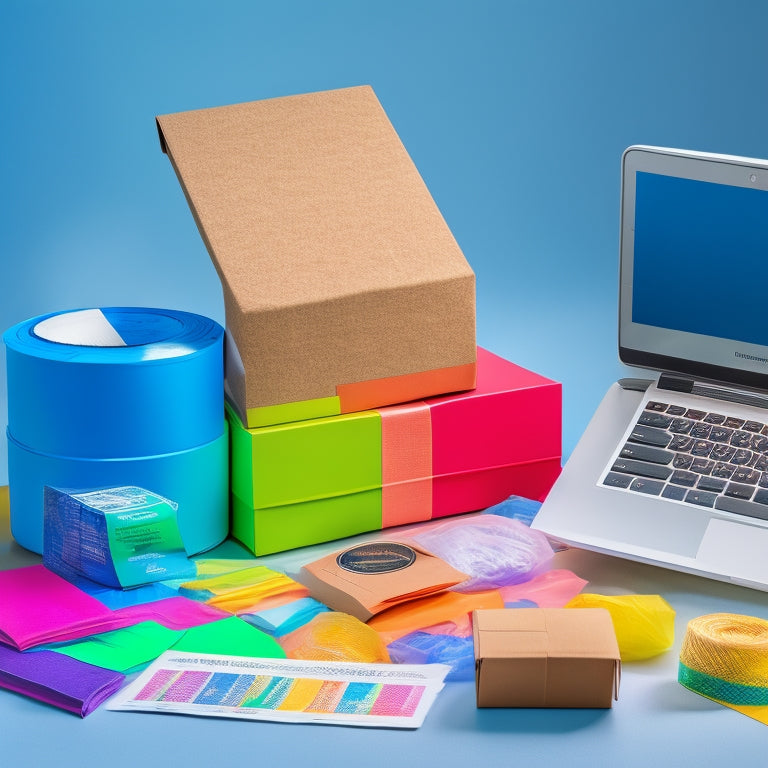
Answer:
(3, 484, 768, 768)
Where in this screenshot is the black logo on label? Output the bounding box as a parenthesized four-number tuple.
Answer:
(336, 542, 417, 574)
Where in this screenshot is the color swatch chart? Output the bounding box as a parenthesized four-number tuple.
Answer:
(108, 652, 449, 728)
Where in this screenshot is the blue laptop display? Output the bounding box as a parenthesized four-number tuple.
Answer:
(633, 172, 768, 348)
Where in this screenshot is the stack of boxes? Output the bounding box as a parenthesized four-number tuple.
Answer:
(157, 85, 562, 556)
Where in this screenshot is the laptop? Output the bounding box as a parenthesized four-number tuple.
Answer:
(532, 144, 768, 590)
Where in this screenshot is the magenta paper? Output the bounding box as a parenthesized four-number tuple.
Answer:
(0, 565, 230, 651)
(113, 597, 230, 630)
(0, 565, 117, 650)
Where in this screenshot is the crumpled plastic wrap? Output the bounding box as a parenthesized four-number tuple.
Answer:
(387, 631, 475, 681)
(482, 495, 542, 526)
(566, 593, 676, 660)
(499, 569, 588, 608)
(279, 612, 390, 664)
(400, 514, 555, 592)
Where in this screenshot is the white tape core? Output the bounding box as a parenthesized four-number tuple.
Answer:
(33, 309, 127, 347)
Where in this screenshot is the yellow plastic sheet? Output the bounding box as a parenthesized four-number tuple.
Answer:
(193, 559, 266, 578)
(180, 565, 308, 614)
(566, 593, 675, 661)
(182, 565, 287, 595)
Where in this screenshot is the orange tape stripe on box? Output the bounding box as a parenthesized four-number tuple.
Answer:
(336, 362, 476, 415)
(379, 403, 433, 528)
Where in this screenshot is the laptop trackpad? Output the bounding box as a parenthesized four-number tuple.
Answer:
(696, 518, 768, 586)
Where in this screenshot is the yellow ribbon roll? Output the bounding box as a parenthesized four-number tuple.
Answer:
(679, 613, 768, 725)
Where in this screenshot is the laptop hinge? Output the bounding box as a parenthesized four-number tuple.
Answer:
(618, 377, 652, 392)
(658, 373, 768, 410)
(657, 374, 693, 393)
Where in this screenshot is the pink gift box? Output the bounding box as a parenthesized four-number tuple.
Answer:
(428, 347, 562, 518)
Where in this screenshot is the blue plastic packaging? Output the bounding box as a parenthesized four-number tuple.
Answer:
(388, 631, 475, 681)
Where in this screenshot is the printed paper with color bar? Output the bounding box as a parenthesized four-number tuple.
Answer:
(107, 652, 449, 728)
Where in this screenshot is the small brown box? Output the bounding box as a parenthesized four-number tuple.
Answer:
(299, 541, 468, 623)
(156, 86, 476, 428)
(473, 608, 620, 708)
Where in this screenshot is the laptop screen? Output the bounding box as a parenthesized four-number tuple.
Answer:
(619, 146, 768, 389)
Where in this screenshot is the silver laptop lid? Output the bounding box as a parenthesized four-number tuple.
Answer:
(619, 145, 768, 392)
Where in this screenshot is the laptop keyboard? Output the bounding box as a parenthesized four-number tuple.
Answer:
(603, 399, 768, 521)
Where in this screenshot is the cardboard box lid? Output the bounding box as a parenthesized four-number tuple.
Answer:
(473, 608, 621, 707)
(474, 608, 621, 660)
(157, 86, 477, 417)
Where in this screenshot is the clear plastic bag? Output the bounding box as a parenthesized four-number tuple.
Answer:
(387, 631, 475, 681)
(402, 514, 555, 593)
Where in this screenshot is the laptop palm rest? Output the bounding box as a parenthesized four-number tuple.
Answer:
(696, 518, 768, 586)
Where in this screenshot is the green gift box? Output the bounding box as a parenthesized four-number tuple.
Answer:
(230, 408, 384, 554)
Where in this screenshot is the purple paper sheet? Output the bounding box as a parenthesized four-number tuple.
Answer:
(0, 644, 124, 717)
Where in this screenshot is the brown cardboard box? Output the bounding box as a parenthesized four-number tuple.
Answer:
(473, 608, 620, 708)
(156, 86, 477, 428)
(298, 540, 468, 622)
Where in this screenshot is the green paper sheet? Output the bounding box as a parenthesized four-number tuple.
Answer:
(50, 617, 285, 673)
(51, 621, 183, 672)
(170, 616, 286, 659)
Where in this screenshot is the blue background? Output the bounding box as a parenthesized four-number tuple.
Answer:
(633, 173, 768, 346)
(2, 0, 768, 484)
(3, 3, 768, 764)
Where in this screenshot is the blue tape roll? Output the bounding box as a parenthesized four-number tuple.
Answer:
(7, 426, 229, 556)
(4, 308, 224, 458)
